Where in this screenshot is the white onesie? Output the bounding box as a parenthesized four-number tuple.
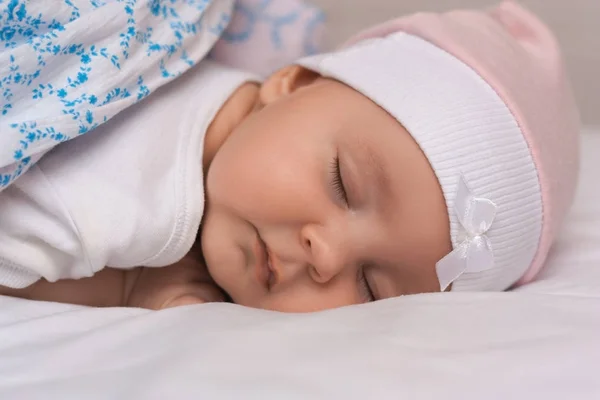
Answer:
(0, 61, 257, 288)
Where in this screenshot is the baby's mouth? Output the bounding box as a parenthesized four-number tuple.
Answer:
(254, 234, 278, 290)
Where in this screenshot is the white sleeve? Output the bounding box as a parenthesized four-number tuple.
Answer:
(0, 61, 250, 289)
(0, 166, 91, 288)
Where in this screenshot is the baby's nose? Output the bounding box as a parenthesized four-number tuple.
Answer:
(300, 224, 349, 283)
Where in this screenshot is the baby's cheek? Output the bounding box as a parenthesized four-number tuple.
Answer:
(212, 153, 322, 222)
(200, 211, 237, 285)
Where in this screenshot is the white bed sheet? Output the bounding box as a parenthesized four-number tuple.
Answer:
(1, 131, 599, 400)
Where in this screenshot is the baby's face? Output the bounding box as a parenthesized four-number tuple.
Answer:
(202, 67, 452, 312)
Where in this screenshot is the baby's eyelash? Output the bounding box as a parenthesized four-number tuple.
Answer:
(330, 156, 349, 206)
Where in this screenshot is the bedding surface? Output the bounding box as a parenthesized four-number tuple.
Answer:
(0, 130, 599, 399)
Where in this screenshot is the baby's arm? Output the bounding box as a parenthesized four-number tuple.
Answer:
(0, 158, 224, 309)
(0, 268, 132, 307)
(0, 254, 225, 309)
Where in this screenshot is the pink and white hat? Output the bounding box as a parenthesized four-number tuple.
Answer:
(297, 1, 580, 291)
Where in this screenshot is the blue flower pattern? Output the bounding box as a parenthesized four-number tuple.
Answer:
(0, 0, 235, 190)
(0, 0, 325, 191)
(219, 0, 325, 57)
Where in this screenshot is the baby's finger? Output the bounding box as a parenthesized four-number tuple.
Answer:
(160, 283, 226, 309)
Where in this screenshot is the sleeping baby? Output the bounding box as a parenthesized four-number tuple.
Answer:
(0, 2, 580, 312)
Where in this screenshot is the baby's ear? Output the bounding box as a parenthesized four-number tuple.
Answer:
(259, 65, 321, 104)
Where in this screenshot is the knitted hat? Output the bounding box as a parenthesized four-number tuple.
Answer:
(296, 1, 580, 291)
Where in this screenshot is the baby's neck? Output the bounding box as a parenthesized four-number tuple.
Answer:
(203, 82, 260, 172)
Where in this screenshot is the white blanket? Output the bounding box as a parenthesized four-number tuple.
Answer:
(1, 130, 599, 399)
(0, 0, 235, 191)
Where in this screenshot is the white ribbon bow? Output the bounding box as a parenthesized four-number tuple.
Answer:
(436, 176, 498, 291)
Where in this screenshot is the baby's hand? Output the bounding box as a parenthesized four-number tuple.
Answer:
(126, 253, 226, 310)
